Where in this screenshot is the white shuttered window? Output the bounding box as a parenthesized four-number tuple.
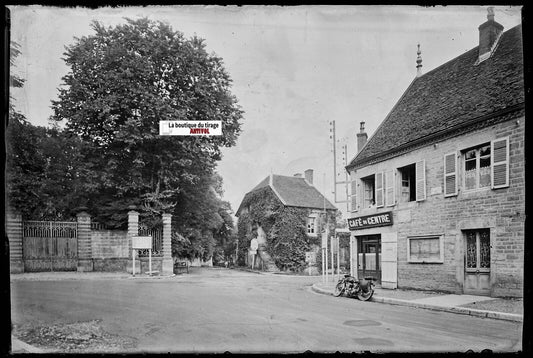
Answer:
(415, 160, 426, 201)
(491, 137, 510, 189)
(385, 170, 395, 206)
(444, 152, 458, 197)
(376, 172, 384, 207)
(350, 179, 358, 212)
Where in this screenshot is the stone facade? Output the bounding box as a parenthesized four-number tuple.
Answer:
(347, 115, 525, 297)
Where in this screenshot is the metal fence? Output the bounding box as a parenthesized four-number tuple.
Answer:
(138, 223, 163, 257)
(23, 220, 78, 238)
(22, 220, 78, 272)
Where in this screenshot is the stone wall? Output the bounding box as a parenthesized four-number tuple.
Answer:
(91, 230, 129, 259)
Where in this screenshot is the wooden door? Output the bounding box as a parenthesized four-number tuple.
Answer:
(464, 229, 491, 296)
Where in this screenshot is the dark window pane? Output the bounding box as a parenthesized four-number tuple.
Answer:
(465, 149, 477, 160)
(480, 145, 491, 157)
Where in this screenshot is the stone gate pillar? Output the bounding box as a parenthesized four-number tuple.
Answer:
(126, 208, 140, 274)
(76, 210, 93, 272)
(161, 213, 173, 275)
(7, 211, 24, 273)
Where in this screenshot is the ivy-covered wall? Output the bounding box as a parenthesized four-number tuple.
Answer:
(237, 187, 337, 272)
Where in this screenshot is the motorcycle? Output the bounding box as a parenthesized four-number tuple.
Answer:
(333, 274, 375, 301)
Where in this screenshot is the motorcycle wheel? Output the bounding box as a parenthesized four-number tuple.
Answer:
(333, 281, 345, 297)
(357, 287, 374, 301)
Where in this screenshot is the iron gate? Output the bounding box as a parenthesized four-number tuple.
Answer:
(22, 221, 78, 272)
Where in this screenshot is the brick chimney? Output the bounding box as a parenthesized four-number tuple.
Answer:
(356, 121, 368, 153)
(304, 169, 314, 185)
(478, 7, 504, 63)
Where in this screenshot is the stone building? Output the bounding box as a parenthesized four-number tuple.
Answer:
(345, 10, 524, 297)
(236, 169, 337, 272)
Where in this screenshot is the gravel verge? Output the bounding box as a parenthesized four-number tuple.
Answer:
(13, 320, 137, 353)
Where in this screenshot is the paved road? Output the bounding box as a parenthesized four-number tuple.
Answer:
(10, 268, 522, 353)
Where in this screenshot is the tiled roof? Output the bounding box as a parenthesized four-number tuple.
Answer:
(348, 24, 524, 168)
(236, 174, 337, 216)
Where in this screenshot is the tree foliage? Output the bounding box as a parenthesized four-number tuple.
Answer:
(7, 20, 241, 261)
(7, 42, 86, 220)
(51, 18, 243, 228)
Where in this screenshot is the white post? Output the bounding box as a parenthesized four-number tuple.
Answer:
(337, 236, 341, 281)
(149, 248, 152, 276)
(321, 249, 325, 283)
(349, 236, 353, 277)
(132, 249, 136, 277)
(329, 236, 335, 282)
(325, 244, 329, 283)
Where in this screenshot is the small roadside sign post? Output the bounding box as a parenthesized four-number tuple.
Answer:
(132, 236, 152, 277)
(250, 239, 258, 269)
(321, 230, 328, 283)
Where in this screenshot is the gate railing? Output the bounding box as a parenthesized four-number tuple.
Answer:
(23, 221, 78, 238)
(138, 223, 163, 257)
(22, 220, 78, 272)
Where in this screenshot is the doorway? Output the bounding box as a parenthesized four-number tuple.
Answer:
(357, 235, 381, 283)
(464, 229, 491, 296)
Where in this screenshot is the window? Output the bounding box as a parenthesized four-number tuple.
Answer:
(444, 152, 458, 197)
(361, 175, 375, 208)
(350, 171, 358, 212)
(465, 229, 490, 270)
(455, 137, 509, 192)
(307, 216, 317, 236)
(463, 144, 491, 191)
(398, 164, 416, 202)
(407, 235, 444, 263)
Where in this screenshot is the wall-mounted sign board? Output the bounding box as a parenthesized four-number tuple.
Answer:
(347, 212, 393, 231)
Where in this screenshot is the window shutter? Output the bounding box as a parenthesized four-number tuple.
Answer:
(415, 160, 426, 201)
(350, 179, 357, 212)
(491, 137, 509, 188)
(385, 170, 395, 206)
(444, 152, 458, 197)
(376, 172, 384, 207)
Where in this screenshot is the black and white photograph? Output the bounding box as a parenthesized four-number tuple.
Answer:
(5, 4, 525, 354)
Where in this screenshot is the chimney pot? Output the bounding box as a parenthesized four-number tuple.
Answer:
(487, 7, 495, 21)
(478, 7, 503, 62)
(304, 169, 314, 185)
(356, 121, 368, 153)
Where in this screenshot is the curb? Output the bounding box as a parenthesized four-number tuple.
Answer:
(311, 284, 522, 323)
(233, 267, 321, 278)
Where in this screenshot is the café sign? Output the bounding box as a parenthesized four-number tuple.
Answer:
(348, 212, 393, 231)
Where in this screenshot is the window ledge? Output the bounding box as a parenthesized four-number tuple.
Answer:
(395, 201, 417, 210)
(460, 187, 491, 197)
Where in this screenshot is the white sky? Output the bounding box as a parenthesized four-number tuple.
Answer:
(8, 5, 523, 221)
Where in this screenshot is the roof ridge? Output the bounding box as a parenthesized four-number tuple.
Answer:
(416, 24, 521, 81)
(347, 22, 523, 169)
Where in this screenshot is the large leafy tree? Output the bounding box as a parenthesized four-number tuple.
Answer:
(51, 18, 243, 228)
(7, 43, 86, 220)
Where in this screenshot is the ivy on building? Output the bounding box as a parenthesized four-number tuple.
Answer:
(237, 187, 336, 272)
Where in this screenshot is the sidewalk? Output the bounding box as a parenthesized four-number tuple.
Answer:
(9, 271, 177, 281)
(312, 281, 523, 323)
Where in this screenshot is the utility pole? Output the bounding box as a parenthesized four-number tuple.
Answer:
(329, 120, 349, 213)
